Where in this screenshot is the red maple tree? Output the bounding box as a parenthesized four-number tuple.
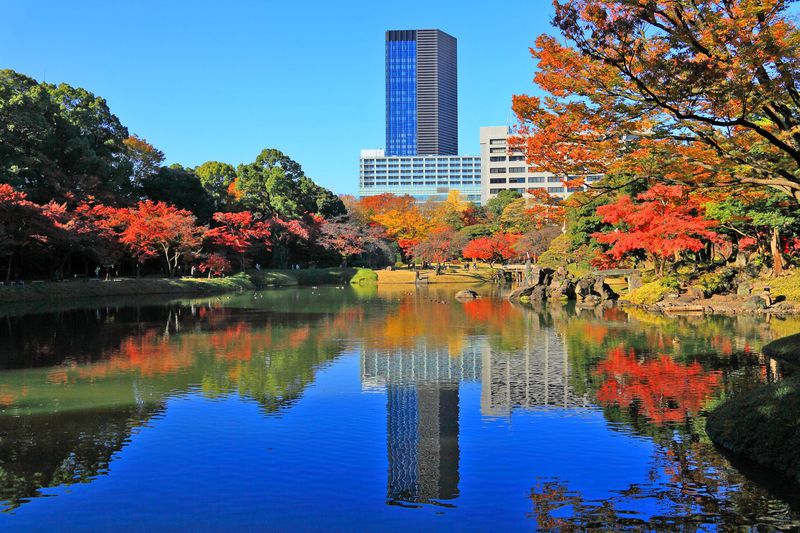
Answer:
(592, 185, 718, 275)
(108, 200, 205, 276)
(462, 234, 520, 266)
(205, 211, 271, 271)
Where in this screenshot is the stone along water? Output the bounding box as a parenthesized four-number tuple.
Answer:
(0, 286, 798, 530)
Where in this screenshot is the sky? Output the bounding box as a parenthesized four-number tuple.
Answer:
(1, 0, 556, 195)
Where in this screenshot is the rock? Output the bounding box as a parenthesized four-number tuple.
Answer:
(742, 295, 768, 310)
(455, 289, 479, 300)
(529, 285, 548, 302)
(385, 266, 393, 271)
(628, 272, 643, 292)
(686, 286, 705, 301)
(736, 281, 752, 296)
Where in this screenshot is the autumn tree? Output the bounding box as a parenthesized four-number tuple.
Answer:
(108, 201, 204, 276)
(317, 217, 391, 266)
(592, 185, 718, 275)
(515, 225, 562, 262)
(205, 211, 271, 271)
(411, 227, 465, 268)
(511, 0, 800, 203)
(0, 184, 53, 280)
(462, 234, 521, 267)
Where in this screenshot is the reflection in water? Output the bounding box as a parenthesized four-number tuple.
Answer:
(0, 287, 798, 529)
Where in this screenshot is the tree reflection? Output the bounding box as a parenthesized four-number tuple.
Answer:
(594, 346, 721, 425)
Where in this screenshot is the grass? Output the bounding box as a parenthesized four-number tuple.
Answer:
(376, 267, 494, 284)
(0, 272, 256, 304)
(754, 269, 800, 304)
(706, 375, 800, 485)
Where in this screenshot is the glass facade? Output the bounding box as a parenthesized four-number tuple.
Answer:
(386, 34, 417, 156)
(359, 154, 481, 203)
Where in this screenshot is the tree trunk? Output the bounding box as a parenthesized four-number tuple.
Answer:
(771, 227, 784, 276)
(5, 256, 11, 282)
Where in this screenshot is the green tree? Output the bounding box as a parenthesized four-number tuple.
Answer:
(195, 161, 237, 210)
(140, 165, 214, 222)
(0, 69, 131, 203)
(485, 190, 522, 220)
(123, 135, 164, 196)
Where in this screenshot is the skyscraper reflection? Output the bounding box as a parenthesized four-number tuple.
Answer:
(362, 344, 480, 504)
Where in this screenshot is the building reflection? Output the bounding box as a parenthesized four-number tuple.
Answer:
(361, 344, 481, 504)
(360, 329, 589, 505)
(480, 330, 589, 417)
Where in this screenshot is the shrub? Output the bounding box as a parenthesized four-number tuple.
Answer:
(627, 280, 674, 305)
(350, 268, 378, 285)
(697, 268, 736, 296)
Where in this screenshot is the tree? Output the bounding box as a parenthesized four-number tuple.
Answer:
(592, 185, 718, 275)
(411, 227, 465, 267)
(234, 149, 304, 217)
(140, 165, 215, 222)
(108, 201, 204, 276)
(195, 161, 237, 211)
(204, 211, 271, 271)
(462, 234, 521, 266)
(515, 225, 562, 261)
(0, 184, 52, 280)
(511, 0, 800, 203)
(705, 190, 800, 275)
(0, 70, 131, 203)
(317, 217, 391, 266)
(485, 189, 522, 220)
(297, 176, 347, 218)
(199, 253, 231, 278)
(123, 135, 164, 195)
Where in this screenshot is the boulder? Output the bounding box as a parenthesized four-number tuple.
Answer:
(742, 295, 768, 310)
(455, 289, 479, 300)
(736, 281, 752, 296)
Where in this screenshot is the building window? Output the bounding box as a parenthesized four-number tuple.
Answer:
(508, 177, 525, 183)
(548, 186, 565, 193)
(490, 188, 503, 194)
(489, 168, 506, 174)
(489, 139, 506, 145)
(509, 155, 525, 161)
(490, 156, 506, 162)
(528, 176, 545, 183)
(508, 167, 526, 173)
(489, 147, 506, 154)
(489, 178, 507, 184)
(547, 176, 561, 183)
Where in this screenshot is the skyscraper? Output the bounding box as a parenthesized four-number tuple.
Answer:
(386, 29, 458, 156)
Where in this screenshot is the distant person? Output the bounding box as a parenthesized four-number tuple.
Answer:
(255, 263, 261, 271)
(190, 265, 196, 277)
(95, 266, 101, 279)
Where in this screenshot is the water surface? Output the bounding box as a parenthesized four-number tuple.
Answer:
(0, 286, 798, 531)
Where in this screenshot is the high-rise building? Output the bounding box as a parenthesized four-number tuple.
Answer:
(479, 126, 603, 204)
(386, 29, 458, 156)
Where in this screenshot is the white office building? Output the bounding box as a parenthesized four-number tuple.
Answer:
(358, 149, 482, 203)
(479, 126, 602, 204)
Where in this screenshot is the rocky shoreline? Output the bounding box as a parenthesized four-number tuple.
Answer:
(506, 266, 800, 315)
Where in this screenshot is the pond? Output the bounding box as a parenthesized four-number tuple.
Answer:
(0, 286, 798, 531)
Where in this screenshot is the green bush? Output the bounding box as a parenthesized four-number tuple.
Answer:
(350, 268, 378, 285)
(697, 268, 736, 296)
(626, 280, 674, 305)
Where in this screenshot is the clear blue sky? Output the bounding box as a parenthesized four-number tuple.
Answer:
(1, 0, 555, 195)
